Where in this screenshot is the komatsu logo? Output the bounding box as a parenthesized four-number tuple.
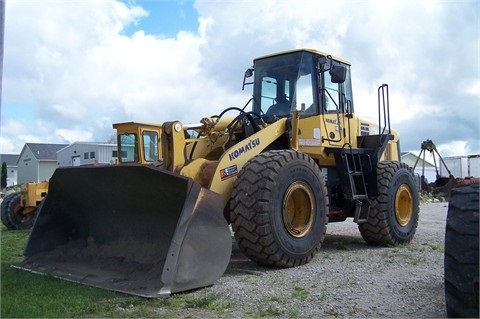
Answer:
(228, 138, 260, 160)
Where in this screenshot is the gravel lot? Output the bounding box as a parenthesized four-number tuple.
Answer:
(164, 202, 448, 318)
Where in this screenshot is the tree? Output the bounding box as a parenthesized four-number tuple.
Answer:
(1, 161, 7, 189)
(105, 132, 117, 144)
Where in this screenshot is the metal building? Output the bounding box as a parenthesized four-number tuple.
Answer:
(57, 142, 117, 167)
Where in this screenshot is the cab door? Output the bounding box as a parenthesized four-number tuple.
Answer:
(321, 71, 347, 147)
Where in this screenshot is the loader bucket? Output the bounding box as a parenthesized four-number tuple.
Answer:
(14, 165, 232, 297)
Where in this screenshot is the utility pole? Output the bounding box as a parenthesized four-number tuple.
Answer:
(0, 0, 5, 116)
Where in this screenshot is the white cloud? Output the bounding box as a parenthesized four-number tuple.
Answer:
(1, 0, 479, 158)
(437, 140, 471, 158)
(55, 128, 94, 143)
(465, 80, 480, 96)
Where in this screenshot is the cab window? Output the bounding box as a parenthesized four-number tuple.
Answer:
(343, 66, 354, 113)
(142, 131, 159, 162)
(260, 76, 292, 116)
(118, 133, 138, 162)
(324, 73, 340, 113)
(294, 67, 316, 115)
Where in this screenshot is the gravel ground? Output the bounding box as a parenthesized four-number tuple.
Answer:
(163, 202, 448, 318)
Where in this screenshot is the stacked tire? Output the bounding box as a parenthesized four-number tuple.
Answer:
(444, 183, 479, 318)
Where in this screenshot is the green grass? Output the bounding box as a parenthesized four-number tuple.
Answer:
(379, 246, 427, 266)
(0, 227, 232, 318)
(249, 304, 283, 318)
(1, 227, 128, 318)
(291, 286, 309, 301)
(428, 244, 444, 253)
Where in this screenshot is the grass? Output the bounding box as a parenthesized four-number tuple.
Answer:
(247, 286, 312, 318)
(291, 286, 309, 301)
(251, 304, 283, 317)
(428, 244, 444, 253)
(1, 227, 135, 318)
(0, 226, 232, 318)
(379, 246, 427, 266)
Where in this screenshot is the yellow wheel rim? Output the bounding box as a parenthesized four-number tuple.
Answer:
(17, 207, 36, 223)
(282, 181, 315, 238)
(395, 184, 413, 226)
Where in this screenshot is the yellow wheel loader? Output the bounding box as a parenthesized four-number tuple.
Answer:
(15, 49, 419, 297)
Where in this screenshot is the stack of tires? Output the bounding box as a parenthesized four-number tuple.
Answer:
(444, 183, 479, 318)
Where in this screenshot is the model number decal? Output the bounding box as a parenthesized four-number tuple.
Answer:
(228, 138, 260, 161)
(220, 165, 238, 180)
(299, 139, 321, 146)
(360, 123, 370, 136)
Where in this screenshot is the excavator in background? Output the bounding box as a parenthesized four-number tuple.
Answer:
(413, 139, 479, 198)
(413, 139, 456, 197)
(15, 49, 420, 297)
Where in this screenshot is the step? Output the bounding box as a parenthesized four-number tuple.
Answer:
(353, 199, 370, 224)
(352, 194, 368, 200)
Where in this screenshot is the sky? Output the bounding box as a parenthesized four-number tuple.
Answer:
(1, 0, 479, 160)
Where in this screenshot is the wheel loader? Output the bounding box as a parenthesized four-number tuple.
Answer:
(15, 48, 419, 297)
(1, 181, 48, 230)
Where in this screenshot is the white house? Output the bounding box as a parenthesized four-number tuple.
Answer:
(17, 143, 68, 184)
(0, 154, 19, 187)
(57, 142, 117, 167)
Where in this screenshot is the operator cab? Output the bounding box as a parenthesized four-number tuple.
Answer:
(246, 49, 354, 122)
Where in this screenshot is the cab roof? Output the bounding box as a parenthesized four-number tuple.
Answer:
(254, 48, 351, 66)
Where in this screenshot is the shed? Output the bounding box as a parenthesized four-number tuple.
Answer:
(0, 154, 19, 187)
(17, 143, 68, 184)
(57, 142, 117, 167)
(440, 155, 480, 178)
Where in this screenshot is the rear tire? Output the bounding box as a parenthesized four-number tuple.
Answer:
(444, 183, 479, 318)
(230, 150, 328, 267)
(359, 161, 419, 245)
(1, 192, 37, 230)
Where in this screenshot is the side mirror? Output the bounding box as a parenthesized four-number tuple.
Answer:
(242, 67, 254, 90)
(330, 65, 346, 84)
(244, 68, 254, 78)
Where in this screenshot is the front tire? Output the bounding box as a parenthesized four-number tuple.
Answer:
(1, 192, 38, 230)
(444, 183, 479, 318)
(229, 150, 328, 267)
(359, 161, 419, 245)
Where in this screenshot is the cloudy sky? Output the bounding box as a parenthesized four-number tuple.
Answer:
(1, 0, 479, 159)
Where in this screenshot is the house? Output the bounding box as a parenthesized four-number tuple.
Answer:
(57, 142, 117, 167)
(17, 143, 68, 184)
(401, 152, 437, 184)
(0, 154, 19, 187)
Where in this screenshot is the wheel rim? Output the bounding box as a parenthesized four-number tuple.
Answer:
(395, 184, 413, 226)
(282, 181, 315, 238)
(11, 197, 32, 223)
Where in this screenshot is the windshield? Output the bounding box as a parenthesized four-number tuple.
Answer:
(252, 51, 316, 118)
